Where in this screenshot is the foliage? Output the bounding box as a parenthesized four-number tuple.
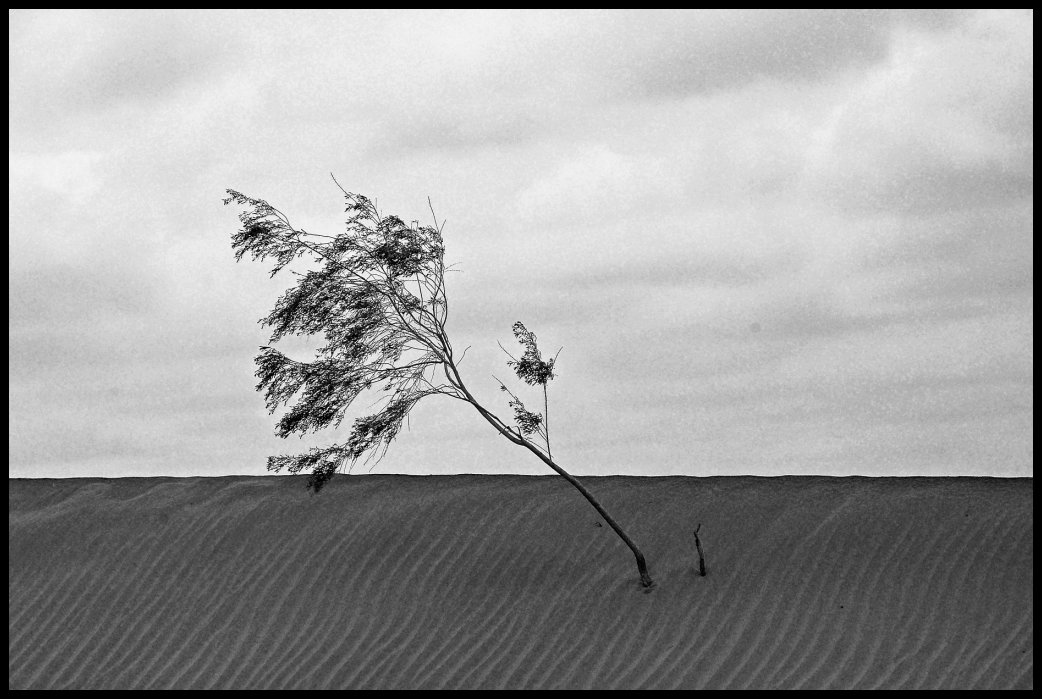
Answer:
(506, 321, 556, 386)
(503, 391, 543, 437)
(497, 321, 561, 455)
(223, 185, 456, 492)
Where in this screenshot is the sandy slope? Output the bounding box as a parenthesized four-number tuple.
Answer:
(8, 475, 1033, 689)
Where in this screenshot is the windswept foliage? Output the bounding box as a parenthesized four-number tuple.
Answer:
(497, 321, 561, 459)
(225, 179, 655, 588)
(224, 185, 456, 491)
(507, 321, 556, 386)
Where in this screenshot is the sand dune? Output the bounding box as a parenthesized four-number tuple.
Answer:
(8, 475, 1033, 689)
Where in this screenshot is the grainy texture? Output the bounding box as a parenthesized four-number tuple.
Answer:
(8, 475, 1033, 689)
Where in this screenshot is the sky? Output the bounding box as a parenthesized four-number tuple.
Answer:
(9, 9, 1033, 479)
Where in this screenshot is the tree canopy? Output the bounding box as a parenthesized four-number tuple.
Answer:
(224, 184, 458, 491)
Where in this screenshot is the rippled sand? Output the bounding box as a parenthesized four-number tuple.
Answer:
(8, 475, 1033, 689)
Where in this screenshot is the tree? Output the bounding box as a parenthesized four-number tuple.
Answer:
(223, 178, 654, 588)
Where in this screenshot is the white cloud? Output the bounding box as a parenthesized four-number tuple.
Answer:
(7, 10, 1033, 478)
(9, 150, 106, 206)
(807, 10, 1032, 215)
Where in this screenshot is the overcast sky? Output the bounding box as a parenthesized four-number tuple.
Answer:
(9, 9, 1033, 479)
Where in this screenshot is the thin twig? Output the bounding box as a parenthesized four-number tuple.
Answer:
(543, 382, 551, 461)
(427, 196, 446, 234)
(497, 340, 519, 363)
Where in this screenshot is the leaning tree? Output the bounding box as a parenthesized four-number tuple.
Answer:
(223, 178, 654, 588)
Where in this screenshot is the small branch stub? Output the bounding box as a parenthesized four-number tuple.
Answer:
(694, 523, 707, 577)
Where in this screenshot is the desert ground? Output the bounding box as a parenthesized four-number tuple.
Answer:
(8, 474, 1033, 689)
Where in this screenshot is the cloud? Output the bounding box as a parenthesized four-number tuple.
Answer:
(9, 151, 108, 207)
(595, 9, 959, 99)
(8, 264, 157, 349)
(9, 9, 231, 126)
(363, 10, 963, 156)
(809, 9, 1032, 216)
(463, 9, 962, 106)
(7, 10, 1032, 478)
(862, 203, 1034, 304)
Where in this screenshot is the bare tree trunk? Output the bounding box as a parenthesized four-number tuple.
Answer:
(445, 362, 655, 588)
(536, 454, 654, 589)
